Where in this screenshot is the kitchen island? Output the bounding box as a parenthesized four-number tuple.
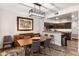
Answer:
(43, 31, 62, 46)
(42, 30, 71, 46)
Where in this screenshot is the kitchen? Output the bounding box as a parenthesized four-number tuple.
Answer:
(42, 12, 78, 48)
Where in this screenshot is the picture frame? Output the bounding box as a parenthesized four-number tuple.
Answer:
(17, 17, 33, 31)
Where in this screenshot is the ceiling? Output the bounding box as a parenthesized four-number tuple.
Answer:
(51, 3, 79, 9)
(0, 3, 79, 16)
(48, 12, 72, 20)
(19, 3, 79, 15)
(46, 11, 78, 24)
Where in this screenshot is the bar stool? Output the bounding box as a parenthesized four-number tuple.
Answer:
(50, 35, 54, 44)
(50, 35, 55, 49)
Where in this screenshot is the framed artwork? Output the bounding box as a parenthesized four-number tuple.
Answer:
(17, 17, 33, 31)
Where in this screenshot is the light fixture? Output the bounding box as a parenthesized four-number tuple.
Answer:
(29, 3, 45, 18)
(71, 14, 75, 18)
(55, 17, 59, 19)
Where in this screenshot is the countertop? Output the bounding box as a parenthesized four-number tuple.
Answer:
(43, 31, 61, 33)
(43, 30, 72, 34)
(43, 29, 72, 33)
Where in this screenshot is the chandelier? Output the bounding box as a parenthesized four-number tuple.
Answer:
(29, 3, 45, 18)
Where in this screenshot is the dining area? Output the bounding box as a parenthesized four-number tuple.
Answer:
(0, 32, 78, 56)
(0, 31, 73, 56)
(14, 33, 52, 56)
(0, 33, 53, 56)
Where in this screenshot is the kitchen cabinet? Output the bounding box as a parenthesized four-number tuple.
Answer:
(44, 22, 71, 29)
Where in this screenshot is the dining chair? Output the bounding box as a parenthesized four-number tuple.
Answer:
(41, 34, 48, 47)
(3, 35, 13, 49)
(43, 38, 51, 48)
(26, 39, 40, 55)
(40, 38, 51, 55)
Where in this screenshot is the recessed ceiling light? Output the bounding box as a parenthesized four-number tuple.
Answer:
(56, 17, 59, 19)
(71, 14, 75, 18)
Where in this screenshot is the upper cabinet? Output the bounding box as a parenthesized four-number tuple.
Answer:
(44, 22, 71, 29)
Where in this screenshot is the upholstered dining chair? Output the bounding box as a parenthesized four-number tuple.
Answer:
(26, 39, 40, 55)
(3, 35, 13, 49)
(40, 38, 51, 55)
(43, 38, 51, 48)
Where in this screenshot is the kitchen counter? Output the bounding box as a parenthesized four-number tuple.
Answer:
(43, 31, 69, 36)
(43, 31, 61, 33)
(43, 30, 70, 46)
(43, 31, 62, 46)
(50, 29, 72, 33)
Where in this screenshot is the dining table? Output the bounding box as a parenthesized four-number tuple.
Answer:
(16, 36, 47, 47)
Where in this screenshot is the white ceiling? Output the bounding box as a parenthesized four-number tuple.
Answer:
(48, 11, 78, 24)
(53, 3, 79, 9)
(0, 3, 79, 16)
(49, 12, 72, 20)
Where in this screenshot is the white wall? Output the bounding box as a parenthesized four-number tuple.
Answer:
(78, 11, 79, 53)
(71, 13, 78, 39)
(0, 8, 44, 49)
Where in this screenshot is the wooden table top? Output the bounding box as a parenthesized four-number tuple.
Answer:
(17, 36, 47, 47)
